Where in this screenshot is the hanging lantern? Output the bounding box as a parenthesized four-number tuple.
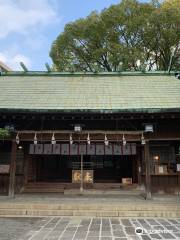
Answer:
(87, 133, 90, 145)
(51, 133, 56, 145)
(16, 133, 20, 145)
(74, 125, 82, 132)
(34, 133, 38, 145)
(104, 134, 109, 146)
(141, 133, 146, 145)
(122, 134, 126, 146)
(70, 134, 73, 145)
(145, 124, 153, 133)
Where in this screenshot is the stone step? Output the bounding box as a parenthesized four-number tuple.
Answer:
(24, 182, 139, 190)
(23, 185, 65, 188)
(26, 183, 66, 186)
(22, 189, 65, 193)
(22, 183, 66, 193)
(0, 202, 180, 211)
(0, 208, 180, 218)
(64, 189, 141, 195)
(1, 195, 179, 217)
(24, 186, 65, 189)
(22, 182, 141, 195)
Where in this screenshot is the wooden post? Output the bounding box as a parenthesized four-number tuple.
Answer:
(144, 141, 152, 200)
(23, 153, 29, 186)
(8, 140, 17, 197)
(137, 146, 142, 187)
(80, 154, 83, 194)
(178, 172, 180, 196)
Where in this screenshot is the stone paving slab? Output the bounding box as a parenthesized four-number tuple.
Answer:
(0, 217, 180, 240)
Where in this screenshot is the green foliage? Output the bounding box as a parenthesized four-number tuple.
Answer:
(50, 0, 180, 72)
(0, 128, 10, 138)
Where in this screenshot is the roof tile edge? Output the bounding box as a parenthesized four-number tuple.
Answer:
(0, 71, 176, 77)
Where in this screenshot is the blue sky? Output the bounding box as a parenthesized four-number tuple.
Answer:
(0, 0, 148, 71)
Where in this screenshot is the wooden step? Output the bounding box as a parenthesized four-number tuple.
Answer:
(23, 189, 64, 193)
(22, 182, 140, 193)
(22, 182, 66, 193)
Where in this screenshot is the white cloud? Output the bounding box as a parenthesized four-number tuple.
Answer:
(0, 52, 32, 70)
(0, 0, 59, 38)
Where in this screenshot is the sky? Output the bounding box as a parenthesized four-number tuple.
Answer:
(0, 0, 148, 71)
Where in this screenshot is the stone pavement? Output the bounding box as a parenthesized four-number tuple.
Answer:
(0, 217, 180, 240)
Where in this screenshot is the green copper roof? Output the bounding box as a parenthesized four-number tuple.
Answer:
(0, 74, 180, 113)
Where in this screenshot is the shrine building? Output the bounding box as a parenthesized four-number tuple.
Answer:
(0, 71, 180, 199)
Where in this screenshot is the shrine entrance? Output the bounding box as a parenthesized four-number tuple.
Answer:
(36, 155, 72, 182)
(34, 154, 138, 184)
(21, 131, 143, 194)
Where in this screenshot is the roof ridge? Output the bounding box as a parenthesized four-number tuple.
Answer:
(0, 71, 175, 77)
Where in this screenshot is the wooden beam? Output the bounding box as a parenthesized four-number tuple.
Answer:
(144, 141, 152, 200)
(16, 130, 143, 135)
(8, 141, 17, 197)
(12, 130, 144, 142)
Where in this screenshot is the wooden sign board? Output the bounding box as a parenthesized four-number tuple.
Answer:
(177, 164, 180, 172)
(155, 165, 168, 175)
(72, 170, 93, 183)
(0, 165, 10, 173)
(122, 178, 132, 185)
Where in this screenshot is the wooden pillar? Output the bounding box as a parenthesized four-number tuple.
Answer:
(144, 141, 152, 200)
(80, 154, 83, 194)
(8, 140, 17, 197)
(137, 146, 142, 186)
(178, 172, 180, 195)
(23, 153, 29, 186)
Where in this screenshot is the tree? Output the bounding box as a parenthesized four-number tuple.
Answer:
(100, 0, 155, 70)
(50, 12, 114, 72)
(145, 0, 180, 71)
(50, 0, 180, 72)
(0, 128, 10, 138)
